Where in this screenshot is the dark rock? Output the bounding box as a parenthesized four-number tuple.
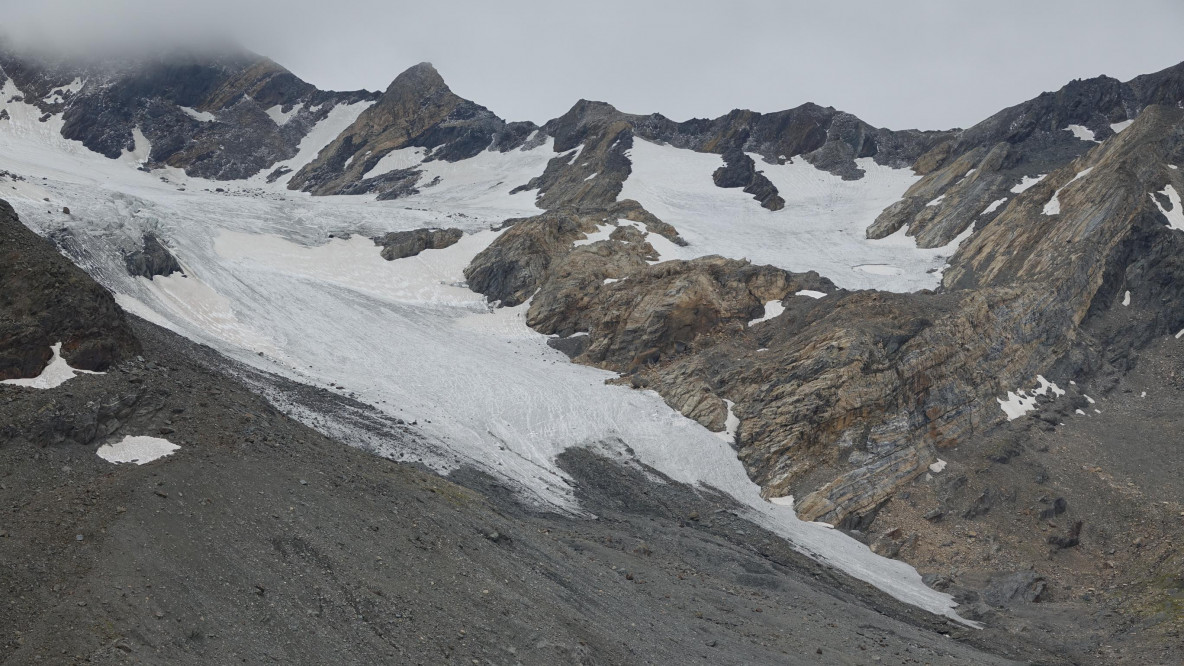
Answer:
(1048, 521, 1083, 550)
(1038, 497, 1068, 521)
(712, 142, 784, 210)
(372, 227, 462, 260)
(0, 199, 139, 379)
(125, 234, 182, 279)
(982, 572, 1046, 606)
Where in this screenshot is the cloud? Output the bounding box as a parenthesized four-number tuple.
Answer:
(1, 0, 1182, 129)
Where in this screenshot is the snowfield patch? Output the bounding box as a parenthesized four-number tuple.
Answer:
(618, 139, 962, 292)
(0, 343, 102, 389)
(997, 375, 1066, 420)
(747, 300, 786, 326)
(96, 435, 179, 465)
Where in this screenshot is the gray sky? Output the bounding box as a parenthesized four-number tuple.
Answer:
(3, 0, 1183, 130)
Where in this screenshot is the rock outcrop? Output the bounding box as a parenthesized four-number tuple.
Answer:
(0, 199, 139, 379)
(372, 227, 463, 260)
(288, 63, 536, 197)
(868, 61, 1184, 248)
(124, 234, 182, 279)
(0, 45, 378, 180)
(467, 105, 1184, 529)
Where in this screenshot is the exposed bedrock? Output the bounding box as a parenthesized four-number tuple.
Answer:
(289, 63, 535, 197)
(868, 61, 1184, 248)
(372, 227, 462, 260)
(468, 106, 1184, 528)
(0, 199, 140, 380)
(124, 234, 182, 279)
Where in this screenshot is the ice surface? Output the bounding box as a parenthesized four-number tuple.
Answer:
(0, 105, 972, 623)
(96, 435, 179, 464)
(618, 139, 965, 291)
(0, 342, 102, 389)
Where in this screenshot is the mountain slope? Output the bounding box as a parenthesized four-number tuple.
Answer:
(5, 45, 1184, 662)
(867, 61, 1184, 248)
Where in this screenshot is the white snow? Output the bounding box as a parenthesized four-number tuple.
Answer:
(796, 290, 826, 299)
(1043, 168, 1093, 215)
(603, 277, 621, 285)
(58, 77, 84, 95)
(0, 342, 102, 389)
(769, 495, 795, 508)
(1010, 174, 1046, 194)
(715, 399, 740, 443)
(929, 459, 947, 473)
(1177, 329, 1184, 339)
(1076, 409, 1086, 415)
(747, 300, 786, 326)
(981, 198, 1008, 215)
(1123, 290, 1131, 306)
(180, 106, 216, 122)
(996, 375, 1064, 419)
(258, 100, 374, 185)
(618, 139, 964, 291)
(926, 193, 946, 207)
(121, 127, 152, 167)
(573, 223, 615, 247)
(0, 107, 974, 624)
(1084, 394, 1096, 404)
(1141, 391, 1147, 398)
(265, 104, 300, 127)
(1150, 185, 1184, 231)
(1065, 125, 1098, 142)
(96, 435, 179, 464)
(361, 147, 423, 178)
(1110, 119, 1134, 134)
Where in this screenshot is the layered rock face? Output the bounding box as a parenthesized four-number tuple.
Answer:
(868, 62, 1184, 249)
(0, 44, 377, 180)
(288, 63, 537, 198)
(0, 200, 139, 380)
(515, 99, 950, 212)
(465, 105, 1184, 530)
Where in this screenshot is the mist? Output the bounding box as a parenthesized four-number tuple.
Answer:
(1, 0, 1182, 130)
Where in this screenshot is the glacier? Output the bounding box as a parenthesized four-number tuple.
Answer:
(0, 92, 974, 623)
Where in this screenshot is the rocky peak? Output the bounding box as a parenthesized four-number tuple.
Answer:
(867, 61, 1184, 250)
(287, 62, 536, 197)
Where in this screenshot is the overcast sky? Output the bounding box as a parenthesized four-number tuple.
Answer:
(2, 0, 1182, 130)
